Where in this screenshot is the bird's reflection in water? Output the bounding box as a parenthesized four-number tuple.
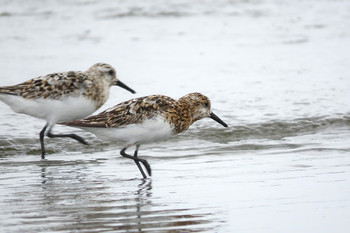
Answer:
(134, 178, 152, 231)
(38, 163, 217, 232)
(135, 178, 153, 208)
(41, 167, 46, 183)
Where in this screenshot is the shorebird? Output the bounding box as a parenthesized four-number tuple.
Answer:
(0, 63, 135, 159)
(61, 92, 228, 178)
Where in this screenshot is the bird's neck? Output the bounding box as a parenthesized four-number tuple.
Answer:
(82, 77, 109, 109)
(170, 97, 198, 134)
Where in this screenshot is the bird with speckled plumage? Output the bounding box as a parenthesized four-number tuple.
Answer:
(0, 63, 136, 159)
(61, 92, 228, 178)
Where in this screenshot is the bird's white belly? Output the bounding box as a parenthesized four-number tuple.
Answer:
(0, 95, 97, 124)
(81, 117, 174, 145)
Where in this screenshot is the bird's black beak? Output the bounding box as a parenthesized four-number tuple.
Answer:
(210, 112, 228, 127)
(114, 80, 136, 94)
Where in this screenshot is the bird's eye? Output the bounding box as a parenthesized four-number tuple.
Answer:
(203, 102, 209, 107)
(108, 70, 114, 75)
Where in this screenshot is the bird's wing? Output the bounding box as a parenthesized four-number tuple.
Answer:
(61, 95, 175, 128)
(0, 71, 89, 99)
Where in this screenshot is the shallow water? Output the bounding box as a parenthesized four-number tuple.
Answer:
(1, 0, 350, 232)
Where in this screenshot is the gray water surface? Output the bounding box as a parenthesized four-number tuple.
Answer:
(1, 0, 350, 232)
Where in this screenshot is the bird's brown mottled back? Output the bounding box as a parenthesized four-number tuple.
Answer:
(61, 94, 198, 134)
(0, 72, 88, 99)
(0, 63, 117, 109)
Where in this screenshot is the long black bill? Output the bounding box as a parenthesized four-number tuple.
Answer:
(210, 112, 228, 127)
(115, 80, 136, 94)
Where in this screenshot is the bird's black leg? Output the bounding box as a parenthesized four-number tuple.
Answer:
(47, 125, 88, 145)
(120, 146, 151, 178)
(133, 145, 148, 178)
(39, 123, 49, 159)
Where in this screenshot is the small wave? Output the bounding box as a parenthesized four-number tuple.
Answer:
(100, 9, 189, 19)
(0, 134, 95, 158)
(190, 115, 350, 142)
(0, 11, 53, 18)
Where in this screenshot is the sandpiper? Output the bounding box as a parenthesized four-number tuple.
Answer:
(0, 63, 136, 159)
(61, 92, 228, 178)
